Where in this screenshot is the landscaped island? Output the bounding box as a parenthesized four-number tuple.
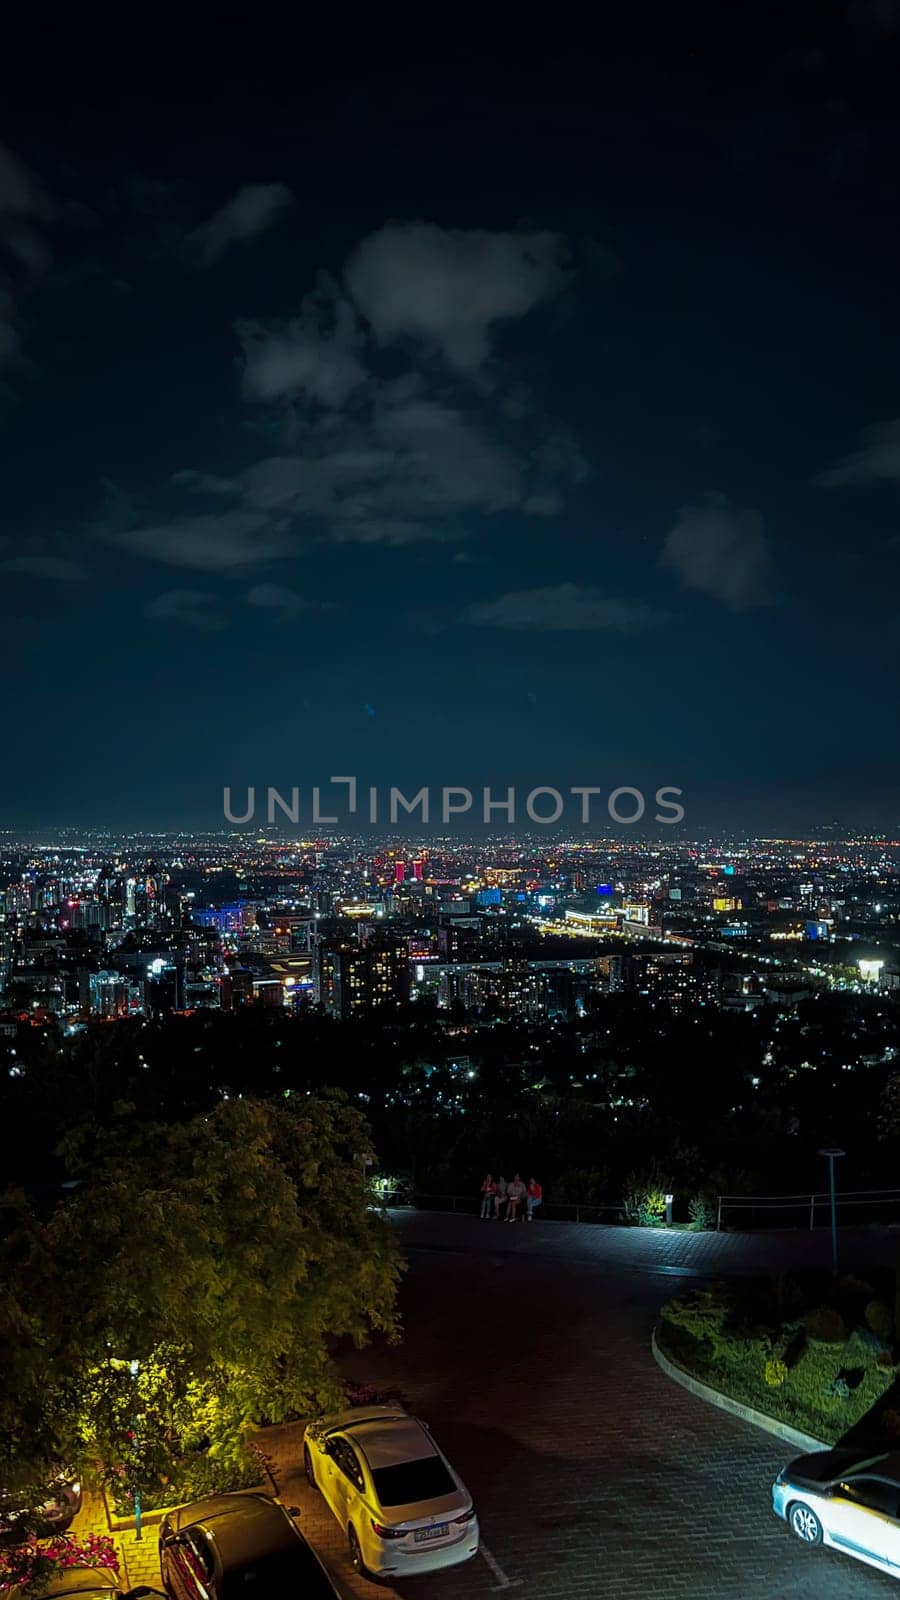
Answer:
(657, 1272, 900, 1445)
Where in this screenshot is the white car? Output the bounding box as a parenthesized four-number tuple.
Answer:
(303, 1405, 479, 1578)
(773, 1447, 900, 1580)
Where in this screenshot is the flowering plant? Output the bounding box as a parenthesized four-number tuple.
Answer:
(343, 1380, 408, 1408)
(0, 1532, 119, 1595)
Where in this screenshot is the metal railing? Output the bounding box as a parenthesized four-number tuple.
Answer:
(373, 1183, 900, 1233)
(374, 1189, 626, 1225)
(716, 1187, 900, 1231)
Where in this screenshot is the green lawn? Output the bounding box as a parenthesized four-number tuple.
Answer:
(658, 1279, 899, 1446)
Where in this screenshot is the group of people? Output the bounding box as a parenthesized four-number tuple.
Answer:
(479, 1173, 543, 1222)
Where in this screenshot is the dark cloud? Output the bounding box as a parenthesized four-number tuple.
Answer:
(0, 555, 87, 582)
(815, 418, 900, 486)
(170, 470, 238, 497)
(187, 182, 294, 266)
(180, 374, 587, 554)
(0, 143, 58, 368)
(109, 510, 292, 571)
(246, 582, 305, 615)
(238, 286, 366, 406)
(465, 582, 658, 631)
(661, 493, 775, 608)
(344, 221, 570, 371)
(144, 589, 224, 629)
(155, 221, 589, 560)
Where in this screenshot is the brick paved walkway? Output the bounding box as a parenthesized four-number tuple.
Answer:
(389, 1207, 900, 1278)
(68, 1490, 163, 1593)
(316, 1212, 898, 1600)
(68, 1213, 900, 1600)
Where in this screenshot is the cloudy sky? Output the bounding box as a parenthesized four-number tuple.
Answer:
(2, 14, 900, 831)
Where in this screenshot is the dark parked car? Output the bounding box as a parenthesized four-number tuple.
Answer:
(0, 1476, 83, 1542)
(18, 1567, 163, 1600)
(159, 1493, 341, 1600)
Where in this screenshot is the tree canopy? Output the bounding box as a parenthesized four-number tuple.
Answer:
(0, 1092, 403, 1510)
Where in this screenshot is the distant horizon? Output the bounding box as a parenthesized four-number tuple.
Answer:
(2, 821, 899, 847)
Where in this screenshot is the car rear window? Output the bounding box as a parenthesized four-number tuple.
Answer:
(370, 1457, 456, 1507)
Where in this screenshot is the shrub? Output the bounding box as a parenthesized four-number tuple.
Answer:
(866, 1300, 894, 1342)
(840, 1274, 874, 1300)
(637, 1191, 668, 1226)
(688, 1191, 717, 1231)
(803, 1306, 847, 1345)
(877, 1349, 897, 1371)
(109, 1441, 261, 1517)
(847, 1327, 884, 1364)
(786, 1327, 807, 1367)
(764, 1358, 788, 1387)
(661, 1286, 732, 1353)
(771, 1275, 804, 1324)
(371, 1173, 413, 1205)
(765, 1324, 807, 1371)
(551, 1168, 608, 1205)
(623, 1169, 671, 1226)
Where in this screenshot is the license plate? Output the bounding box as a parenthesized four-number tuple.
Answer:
(414, 1524, 448, 1543)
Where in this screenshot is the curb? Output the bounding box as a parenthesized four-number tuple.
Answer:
(651, 1324, 828, 1453)
(102, 1483, 269, 1534)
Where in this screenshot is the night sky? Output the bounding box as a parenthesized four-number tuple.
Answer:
(3, 13, 900, 833)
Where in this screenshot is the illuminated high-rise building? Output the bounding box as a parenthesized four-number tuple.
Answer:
(0, 926, 13, 995)
(316, 937, 410, 1019)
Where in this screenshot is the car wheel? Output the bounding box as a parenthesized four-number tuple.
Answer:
(348, 1524, 368, 1577)
(789, 1503, 823, 1545)
(304, 1445, 318, 1492)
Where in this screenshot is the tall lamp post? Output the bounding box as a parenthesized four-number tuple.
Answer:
(128, 1359, 142, 1541)
(818, 1146, 845, 1276)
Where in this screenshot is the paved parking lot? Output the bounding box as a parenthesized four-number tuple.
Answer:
(80, 1212, 900, 1599)
(276, 1213, 899, 1600)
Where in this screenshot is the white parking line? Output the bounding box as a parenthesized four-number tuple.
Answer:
(479, 1539, 523, 1591)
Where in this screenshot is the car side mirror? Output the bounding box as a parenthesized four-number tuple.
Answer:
(286, 1506, 301, 1518)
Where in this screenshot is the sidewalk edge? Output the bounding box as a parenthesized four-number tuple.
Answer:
(651, 1323, 828, 1453)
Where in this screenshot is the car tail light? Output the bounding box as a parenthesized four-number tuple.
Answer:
(452, 1507, 476, 1525)
(371, 1520, 407, 1539)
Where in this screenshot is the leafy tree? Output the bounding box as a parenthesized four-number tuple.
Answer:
(0, 1093, 403, 1512)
